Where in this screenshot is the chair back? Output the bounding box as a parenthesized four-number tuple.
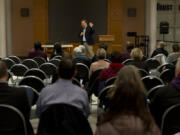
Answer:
(40, 63, 57, 76)
(161, 104, 180, 135)
(37, 104, 92, 135)
(122, 59, 133, 65)
(22, 59, 39, 69)
(19, 76, 45, 93)
(157, 63, 175, 73)
(8, 56, 21, 64)
(138, 69, 148, 78)
(153, 54, 167, 65)
(104, 59, 111, 63)
(0, 104, 27, 135)
(52, 55, 62, 60)
(88, 69, 102, 88)
(141, 76, 164, 91)
(18, 85, 39, 106)
(49, 59, 61, 67)
(145, 58, 160, 71)
(160, 69, 175, 84)
(24, 68, 47, 80)
(1, 58, 15, 69)
(104, 76, 117, 87)
(75, 63, 89, 83)
(33, 57, 46, 66)
(10, 64, 28, 77)
(72, 78, 81, 87)
(147, 85, 165, 100)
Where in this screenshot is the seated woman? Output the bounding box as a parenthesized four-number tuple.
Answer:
(89, 48, 110, 77)
(96, 66, 161, 135)
(50, 42, 63, 59)
(128, 48, 147, 71)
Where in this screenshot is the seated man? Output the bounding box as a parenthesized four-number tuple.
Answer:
(50, 42, 63, 59)
(0, 61, 34, 135)
(73, 46, 91, 67)
(151, 58, 180, 127)
(151, 41, 168, 57)
(36, 58, 90, 117)
(28, 42, 47, 60)
(167, 44, 180, 64)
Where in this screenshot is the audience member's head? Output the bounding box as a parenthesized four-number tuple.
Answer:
(81, 19, 88, 28)
(54, 42, 63, 55)
(126, 43, 134, 53)
(172, 44, 180, 53)
(34, 42, 42, 51)
(96, 48, 106, 60)
(131, 48, 143, 61)
(0, 61, 8, 81)
(58, 58, 76, 80)
(157, 41, 165, 49)
(110, 51, 122, 63)
(79, 45, 86, 54)
(103, 66, 152, 128)
(73, 47, 82, 56)
(99, 43, 108, 51)
(175, 58, 180, 77)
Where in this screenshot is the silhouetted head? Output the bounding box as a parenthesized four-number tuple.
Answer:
(34, 42, 42, 50)
(111, 51, 122, 63)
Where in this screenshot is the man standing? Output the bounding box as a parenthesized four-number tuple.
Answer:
(80, 19, 95, 58)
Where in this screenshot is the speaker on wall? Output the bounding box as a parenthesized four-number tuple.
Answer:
(20, 8, 29, 17)
(160, 22, 169, 34)
(128, 8, 137, 17)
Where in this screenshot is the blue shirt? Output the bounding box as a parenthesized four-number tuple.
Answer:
(36, 79, 90, 117)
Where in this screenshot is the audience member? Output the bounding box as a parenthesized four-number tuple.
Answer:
(73, 46, 91, 67)
(151, 41, 168, 57)
(98, 51, 124, 92)
(0, 61, 34, 135)
(128, 48, 148, 71)
(151, 58, 180, 127)
(89, 48, 110, 77)
(121, 42, 134, 62)
(96, 66, 161, 135)
(36, 58, 90, 117)
(167, 44, 180, 64)
(28, 42, 47, 60)
(50, 42, 63, 59)
(92, 43, 111, 62)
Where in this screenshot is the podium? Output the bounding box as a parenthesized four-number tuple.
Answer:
(98, 35, 115, 52)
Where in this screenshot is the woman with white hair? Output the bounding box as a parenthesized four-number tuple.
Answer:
(89, 48, 110, 77)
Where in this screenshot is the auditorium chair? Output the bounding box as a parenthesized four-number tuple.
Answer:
(98, 85, 115, 123)
(145, 58, 160, 71)
(8, 56, 21, 64)
(72, 78, 81, 87)
(19, 76, 45, 93)
(138, 69, 149, 78)
(18, 85, 39, 106)
(40, 63, 57, 77)
(147, 85, 165, 102)
(141, 76, 164, 91)
(33, 57, 46, 66)
(52, 55, 62, 60)
(37, 104, 93, 135)
(104, 59, 111, 63)
(1, 58, 15, 69)
(161, 104, 180, 135)
(160, 69, 175, 84)
(49, 59, 61, 67)
(22, 59, 39, 69)
(24, 68, 47, 81)
(0, 104, 28, 135)
(157, 63, 175, 73)
(75, 63, 89, 84)
(104, 76, 117, 87)
(122, 59, 133, 65)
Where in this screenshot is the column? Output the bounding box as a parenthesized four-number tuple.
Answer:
(145, 0, 157, 56)
(0, 0, 7, 57)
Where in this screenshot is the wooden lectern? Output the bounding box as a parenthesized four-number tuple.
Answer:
(98, 35, 115, 52)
